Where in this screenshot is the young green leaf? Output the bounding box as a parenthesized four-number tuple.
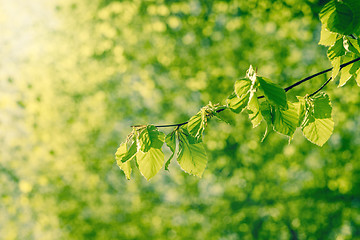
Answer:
(177, 128, 207, 177)
(302, 117, 334, 147)
(226, 91, 249, 114)
(226, 92, 243, 113)
(356, 68, 360, 86)
(295, 96, 307, 127)
(116, 141, 137, 163)
(118, 161, 132, 180)
(137, 148, 164, 180)
(319, 25, 337, 46)
(165, 131, 176, 171)
(247, 92, 262, 128)
(226, 78, 252, 113)
(259, 101, 273, 142)
(273, 101, 299, 138)
(320, 0, 354, 35)
(344, 0, 360, 35)
(115, 143, 133, 179)
(327, 36, 346, 61)
(302, 93, 334, 146)
(234, 78, 252, 97)
(257, 77, 287, 109)
(331, 57, 341, 80)
(344, 37, 360, 55)
(339, 65, 353, 87)
(338, 54, 360, 87)
(138, 125, 165, 152)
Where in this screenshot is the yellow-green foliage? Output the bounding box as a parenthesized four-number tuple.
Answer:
(1, 0, 360, 239)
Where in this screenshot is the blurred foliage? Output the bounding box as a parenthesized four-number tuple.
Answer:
(1, 0, 360, 239)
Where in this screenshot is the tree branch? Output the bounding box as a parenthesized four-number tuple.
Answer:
(133, 57, 360, 128)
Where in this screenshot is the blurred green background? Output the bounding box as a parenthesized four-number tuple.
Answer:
(1, 0, 360, 239)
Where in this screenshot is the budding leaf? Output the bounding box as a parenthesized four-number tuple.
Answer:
(257, 77, 287, 109)
(187, 109, 206, 140)
(302, 93, 334, 146)
(177, 128, 207, 178)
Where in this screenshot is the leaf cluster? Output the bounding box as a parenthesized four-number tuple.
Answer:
(319, 0, 360, 86)
(115, 1, 360, 180)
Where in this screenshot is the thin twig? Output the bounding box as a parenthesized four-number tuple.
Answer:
(155, 122, 187, 128)
(308, 77, 332, 97)
(133, 57, 360, 128)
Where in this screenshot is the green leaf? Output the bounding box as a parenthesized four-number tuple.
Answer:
(118, 161, 132, 180)
(136, 148, 164, 180)
(319, 0, 335, 25)
(115, 143, 133, 179)
(319, 25, 337, 46)
(356, 68, 360, 86)
(295, 96, 307, 127)
(187, 109, 207, 140)
(213, 111, 230, 124)
(327, 36, 346, 61)
(344, 37, 360, 55)
(138, 125, 165, 152)
(339, 58, 355, 87)
(273, 101, 299, 138)
(302, 93, 334, 146)
(177, 128, 207, 177)
(234, 78, 252, 97)
(257, 77, 287, 109)
(165, 131, 176, 171)
(302, 117, 334, 146)
(344, 0, 360, 35)
(259, 101, 273, 142)
(226, 78, 252, 114)
(115, 141, 137, 163)
(320, 0, 354, 35)
(337, 54, 360, 87)
(260, 101, 272, 124)
(313, 92, 332, 119)
(331, 57, 341, 80)
(226, 92, 249, 114)
(247, 92, 262, 128)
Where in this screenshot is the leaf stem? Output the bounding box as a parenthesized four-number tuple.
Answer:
(308, 77, 332, 97)
(132, 57, 360, 128)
